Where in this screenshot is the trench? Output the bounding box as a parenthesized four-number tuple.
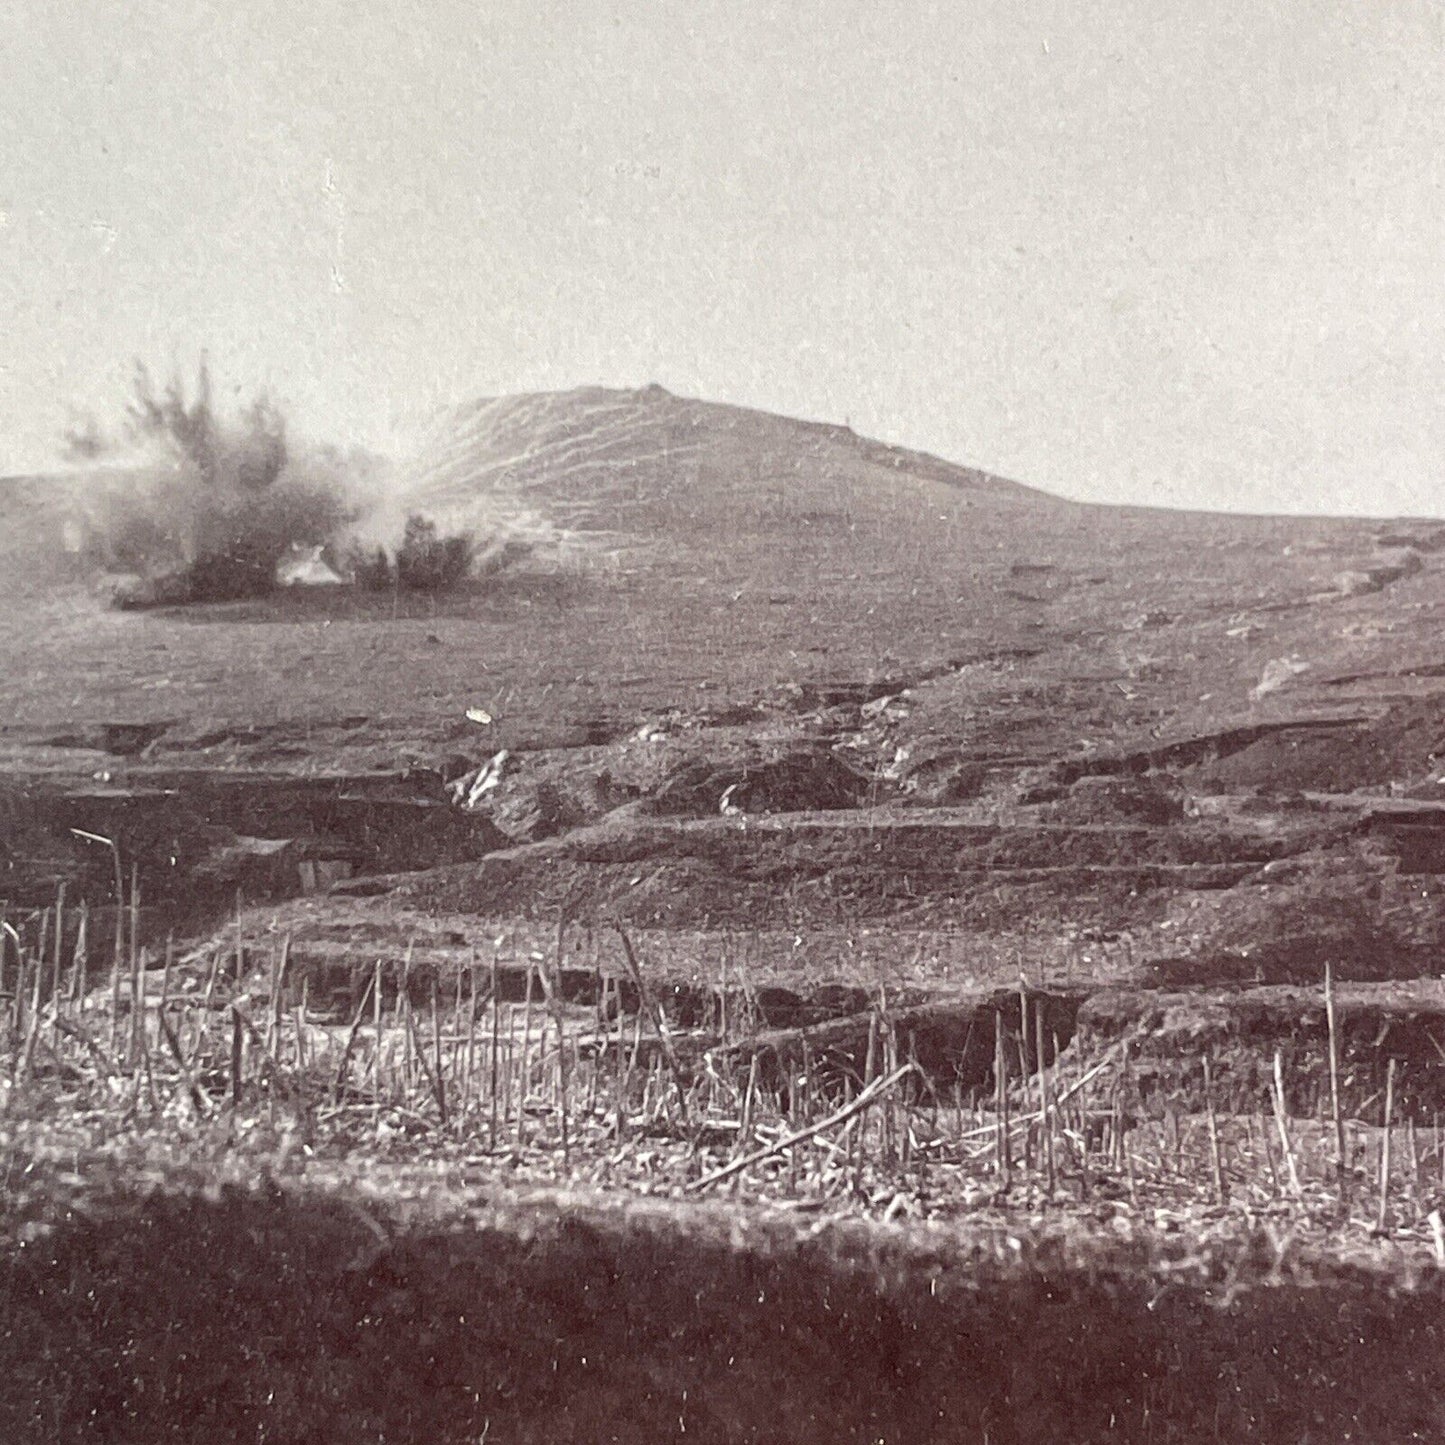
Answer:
(7, 758, 1445, 1124)
(0, 770, 505, 951)
(1045, 716, 1367, 787)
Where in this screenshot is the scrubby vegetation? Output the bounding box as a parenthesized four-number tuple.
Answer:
(346, 542, 397, 592)
(396, 513, 475, 591)
(348, 514, 478, 593)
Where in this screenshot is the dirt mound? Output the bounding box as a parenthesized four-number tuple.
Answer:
(713, 989, 1082, 1099)
(450, 729, 879, 842)
(899, 751, 1005, 804)
(1036, 774, 1186, 826)
(650, 747, 875, 816)
(484, 762, 639, 841)
(0, 771, 505, 944)
(1191, 699, 1445, 795)
(381, 815, 1285, 933)
(266, 931, 884, 1031)
(1077, 983, 1445, 1125)
(1142, 863, 1439, 985)
(4, 1172, 1444, 1444)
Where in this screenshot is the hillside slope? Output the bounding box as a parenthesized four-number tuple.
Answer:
(402, 383, 1040, 545)
(7, 389, 1445, 1444)
(1, 384, 1439, 761)
(394, 385, 1440, 754)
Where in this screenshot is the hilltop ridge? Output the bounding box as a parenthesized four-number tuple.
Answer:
(399, 383, 1047, 546)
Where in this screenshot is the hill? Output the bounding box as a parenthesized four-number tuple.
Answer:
(395, 386, 1442, 761)
(2, 383, 1440, 768)
(403, 382, 1041, 543)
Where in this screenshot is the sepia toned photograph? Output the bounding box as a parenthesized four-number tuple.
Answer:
(2, 2, 1443, 1440)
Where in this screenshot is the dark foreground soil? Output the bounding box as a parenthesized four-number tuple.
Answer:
(2, 1167, 1443, 1445)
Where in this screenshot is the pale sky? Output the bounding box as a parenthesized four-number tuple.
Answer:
(2, 0, 1442, 514)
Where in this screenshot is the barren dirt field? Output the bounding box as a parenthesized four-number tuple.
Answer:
(3, 387, 1445, 1441)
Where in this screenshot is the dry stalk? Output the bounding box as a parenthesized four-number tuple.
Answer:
(430, 975, 448, 1127)
(69, 830, 123, 1031)
(189, 943, 224, 1066)
(538, 911, 572, 1168)
(1377, 1057, 1397, 1234)
(517, 963, 535, 1146)
(1036, 999, 1055, 1194)
(19, 956, 45, 1080)
(51, 882, 65, 1005)
(157, 1009, 211, 1116)
(127, 865, 142, 1068)
(1324, 958, 1346, 1193)
(70, 900, 89, 1007)
(265, 936, 290, 1063)
(331, 974, 377, 1104)
(613, 923, 689, 1123)
(1270, 1050, 1303, 1199)
(228, 1003, 244, 1105)
(686, 1062, 915, 1193)
(994, 1005, 1010, 1180)
(406, 997, 446, 1125)
(489, 955, 501, 1148)
(104, 919, 121, 1057)
(1203, 1055, 1227, 1205)
(1407, 1118, 1421, 1208)
(610, 984, 629, 1142)
(370, 958, 383, 1099)
(739, 1050, 760, 1150)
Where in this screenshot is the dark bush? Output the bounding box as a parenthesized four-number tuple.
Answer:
(347, 543, 395, 591)
(181, 473, 351, 601)
(394, 514, 474, 592)
(181, 539, 278, 602)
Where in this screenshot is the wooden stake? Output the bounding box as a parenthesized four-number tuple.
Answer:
(331, 972, 376, 1104)
(614, 924, 689, 1122)
(127, 866, 142, 1069)
(489, 954, 501, 1149)
(1036, 998, 1055, 1195)
(539, 912, 572, 1168)
(71, 900, 89, 1009)
(429, 974, 448, 1126)
(230, 1006, 244, 1106)
(994, 1005, 1010, 1180)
